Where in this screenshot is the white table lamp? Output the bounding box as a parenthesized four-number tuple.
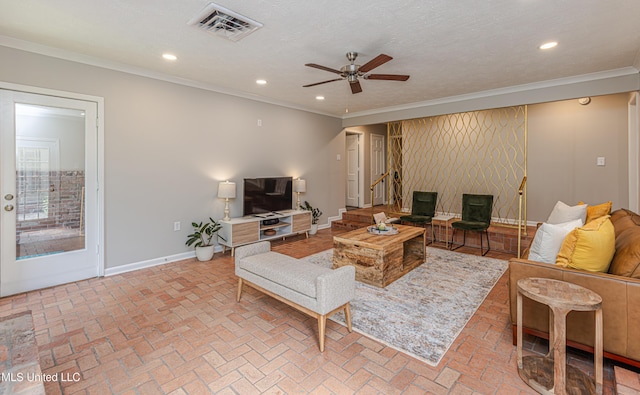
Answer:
(218, 181, 236, 221)
(293, 178, 306, 209)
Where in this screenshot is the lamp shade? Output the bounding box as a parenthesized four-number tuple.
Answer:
(293, 178, 306, 193)
(217, 181, 236, 199)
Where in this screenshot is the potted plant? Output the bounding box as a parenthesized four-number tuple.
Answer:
(186, 217, 224, 261)
(300, 200, 322, 235)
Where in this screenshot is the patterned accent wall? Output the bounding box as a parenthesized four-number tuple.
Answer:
(388, 106, 527, 225)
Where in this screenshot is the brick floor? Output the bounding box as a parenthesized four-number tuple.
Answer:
(615, 366, 640, 395)
(16, 227, 84, 259)
(0, 228, 622, 394)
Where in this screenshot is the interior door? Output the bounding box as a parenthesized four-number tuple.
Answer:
(371, 134, 385, 206)
(346, 133, 360, 207)
(0, 90, 99, 296)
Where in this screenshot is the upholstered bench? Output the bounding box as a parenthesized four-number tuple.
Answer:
(235, 241, 355, 351)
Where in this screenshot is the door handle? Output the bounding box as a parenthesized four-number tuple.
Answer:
(4, 194, 13, 201)
(4, 204, 14, 212)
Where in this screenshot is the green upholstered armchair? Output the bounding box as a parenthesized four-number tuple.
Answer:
(450, 194, 493, 256)
(400, 191, 437, 243)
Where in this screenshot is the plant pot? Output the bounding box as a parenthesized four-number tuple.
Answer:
(195, 245, 215, 261)
(309, 224, 318, 235)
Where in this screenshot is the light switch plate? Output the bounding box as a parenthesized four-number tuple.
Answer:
(597, 157, 606, 166)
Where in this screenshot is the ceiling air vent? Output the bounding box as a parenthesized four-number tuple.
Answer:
(188, 3, 263, 42)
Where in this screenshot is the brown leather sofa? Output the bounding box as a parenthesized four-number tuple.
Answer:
(509, 208, 640, 367)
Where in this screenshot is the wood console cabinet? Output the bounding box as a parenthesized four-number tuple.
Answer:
(218, 210, 312, 255)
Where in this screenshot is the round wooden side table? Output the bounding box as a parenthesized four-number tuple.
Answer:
(517, 277, 603, 395)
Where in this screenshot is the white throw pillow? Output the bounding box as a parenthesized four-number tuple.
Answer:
(527, 219, 584, 264)
(546, 201, 587, 225)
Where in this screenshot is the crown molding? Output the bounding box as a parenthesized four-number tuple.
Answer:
(2, 35, 638, 124)
(0, 35, 338, 119)
(342, 67, 640, 121)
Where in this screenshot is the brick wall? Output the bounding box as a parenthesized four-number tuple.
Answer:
(16, 170, 85, 233)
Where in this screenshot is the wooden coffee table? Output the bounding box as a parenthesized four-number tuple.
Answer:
(332, 225, 426, 287)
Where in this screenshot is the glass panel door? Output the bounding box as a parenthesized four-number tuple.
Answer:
(1, 90, 99, 296)
(15, 105, 85, 259)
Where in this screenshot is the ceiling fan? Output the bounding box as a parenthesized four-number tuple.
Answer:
(303, 52, 410, 94)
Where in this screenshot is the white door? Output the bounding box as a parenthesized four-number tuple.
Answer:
(346, 134, 359, 207)
(0, 90, 99, 296)
(371, 134, 385, 206)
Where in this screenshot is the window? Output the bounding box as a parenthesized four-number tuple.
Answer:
(16, 137, 59, 221)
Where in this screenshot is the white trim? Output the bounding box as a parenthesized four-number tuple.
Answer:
(323, 208, 347, 229)
(343, 67, 640, 120)
(104, 249, 225, 276)
(3, 35, 637, 123)
(96, 94, 105, 277)
(0, 36, 338, 118)
(0, 81, 106, 278)
(0, 80, 105, 104)
(345, 130, 365, 208)
(629, 92, 640, 213)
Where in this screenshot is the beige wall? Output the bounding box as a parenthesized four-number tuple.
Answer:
(0, 44, 634, 270)
(527, 94, 630, 221)
(0, 46, 343, 269)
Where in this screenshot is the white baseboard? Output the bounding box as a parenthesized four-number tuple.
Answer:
(104, 246, 223, 277)
(321, 207, 347, 229)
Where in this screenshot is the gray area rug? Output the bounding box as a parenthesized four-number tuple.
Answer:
(303, 247, 508, 366)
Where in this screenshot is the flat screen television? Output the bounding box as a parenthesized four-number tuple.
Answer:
(243, 177, 293, 216)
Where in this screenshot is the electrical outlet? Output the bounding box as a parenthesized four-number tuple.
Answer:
(597, 157, 606, 166)
(173, 221, 181, 231)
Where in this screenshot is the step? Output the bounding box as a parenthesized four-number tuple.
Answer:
(342, 212, 373, 223)
(332, 219, 368, 230)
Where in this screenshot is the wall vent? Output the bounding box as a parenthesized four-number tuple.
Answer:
(187, 3, 263, 42)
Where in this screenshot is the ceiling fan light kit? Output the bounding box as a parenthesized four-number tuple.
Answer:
(303, 52, 410, 94)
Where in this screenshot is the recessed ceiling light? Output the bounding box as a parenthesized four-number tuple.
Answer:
(316, 96, 325, 100)
(539, 41, 558, 50)
(256, 79, 267, 85)
(162, 53, 177, 61)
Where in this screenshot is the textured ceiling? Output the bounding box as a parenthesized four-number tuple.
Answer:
(1, 0, 639, 117)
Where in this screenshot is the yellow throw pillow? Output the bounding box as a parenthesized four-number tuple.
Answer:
(556, 215, 615, 272)
(578, 201, 612, 224)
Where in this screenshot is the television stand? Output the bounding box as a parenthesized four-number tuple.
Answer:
(218, 210, 312, 256)
(254, 213, 275, 218)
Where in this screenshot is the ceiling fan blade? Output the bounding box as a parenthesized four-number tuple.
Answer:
(365, 74, 410, 81)
(305, 63, 342, 74)
(350, 80, 362, 94)
(359, 54, 392, 73)
(302, 78, 343, 87)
